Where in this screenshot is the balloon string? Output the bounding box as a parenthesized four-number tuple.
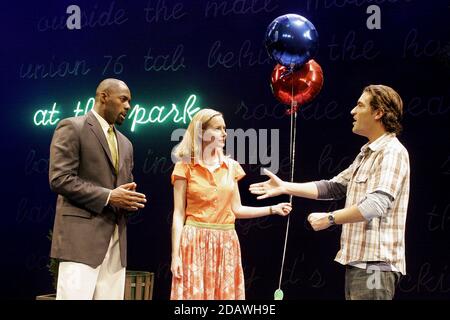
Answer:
(278, 69, 298, 290)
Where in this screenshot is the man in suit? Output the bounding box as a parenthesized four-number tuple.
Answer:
(49, 78, 147, 300)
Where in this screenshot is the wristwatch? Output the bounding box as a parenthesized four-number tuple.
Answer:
(328, 212, 336, 226)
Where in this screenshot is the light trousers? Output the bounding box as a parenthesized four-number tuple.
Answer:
(56, 226, 126, 300)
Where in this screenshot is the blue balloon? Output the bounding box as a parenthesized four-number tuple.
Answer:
(265, 14, 319, 68)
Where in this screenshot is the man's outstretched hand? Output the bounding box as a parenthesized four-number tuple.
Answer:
(249, 169, 287, 200)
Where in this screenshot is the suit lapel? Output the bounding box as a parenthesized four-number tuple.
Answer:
(86, 111, 116, 171)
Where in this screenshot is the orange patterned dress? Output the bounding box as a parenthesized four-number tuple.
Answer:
(170, 158, 246, 300)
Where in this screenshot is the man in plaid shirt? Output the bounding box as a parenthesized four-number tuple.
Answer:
(250, 84, 410, 300)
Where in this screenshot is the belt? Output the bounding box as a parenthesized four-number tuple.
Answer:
(185, 219, 234, 230)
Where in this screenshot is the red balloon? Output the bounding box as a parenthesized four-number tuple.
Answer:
(270, 60, 324, 109)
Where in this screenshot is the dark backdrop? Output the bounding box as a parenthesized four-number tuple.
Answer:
(1, 0, 449, 300)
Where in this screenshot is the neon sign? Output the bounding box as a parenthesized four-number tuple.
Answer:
(33, 102, 60, 126)
(128, 94, 199, 132)
(32, 94, 201, 132)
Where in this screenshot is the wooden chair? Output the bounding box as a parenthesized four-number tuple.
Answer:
(124, 270, 154, 300)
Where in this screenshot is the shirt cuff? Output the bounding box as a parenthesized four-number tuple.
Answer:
(105, 190, 112, 206)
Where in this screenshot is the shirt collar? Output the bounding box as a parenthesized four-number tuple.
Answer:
(91, 109, 113, 134)
(193, 154, 229, 169)
(360, 133, 395, 154)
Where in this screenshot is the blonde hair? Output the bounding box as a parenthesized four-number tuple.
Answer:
(173, 108, 224, 163)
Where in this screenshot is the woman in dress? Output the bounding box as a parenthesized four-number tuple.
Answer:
(170, 108, 292, 300)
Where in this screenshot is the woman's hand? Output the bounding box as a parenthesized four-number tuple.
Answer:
(271, 202, 292, 216)
(171, 256, 183, 279)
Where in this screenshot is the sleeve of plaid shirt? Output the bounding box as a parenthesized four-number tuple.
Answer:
(368, 148, 409, 199)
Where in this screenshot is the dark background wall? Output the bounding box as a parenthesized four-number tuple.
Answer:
(1, 0, 449, 300)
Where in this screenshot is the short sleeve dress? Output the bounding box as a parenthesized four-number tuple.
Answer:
(170, 158, 246, 300)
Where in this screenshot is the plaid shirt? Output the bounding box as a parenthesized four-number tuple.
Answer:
(329, 133, 410, 274)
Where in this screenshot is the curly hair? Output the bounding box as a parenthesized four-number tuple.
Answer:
(363, 85, 403, 135)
